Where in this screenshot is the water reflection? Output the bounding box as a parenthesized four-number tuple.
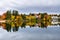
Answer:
(0, 20, 60, 32)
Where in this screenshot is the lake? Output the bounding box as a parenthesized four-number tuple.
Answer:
(0, 24, 60, 40)
(0, 14, 60, 40)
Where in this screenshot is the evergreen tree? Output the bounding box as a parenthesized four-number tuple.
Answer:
(6, 10, 11, 20)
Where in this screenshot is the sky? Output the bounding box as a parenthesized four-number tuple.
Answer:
(0, 0, 60, 15)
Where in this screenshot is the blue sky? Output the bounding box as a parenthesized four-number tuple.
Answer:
(0, 0, 60, 15)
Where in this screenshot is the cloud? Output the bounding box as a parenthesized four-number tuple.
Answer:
(0, 0, 60, 15)
(0, 0, 60, 7)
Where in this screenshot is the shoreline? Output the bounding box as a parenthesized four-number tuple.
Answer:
(0, 20, 6, 23)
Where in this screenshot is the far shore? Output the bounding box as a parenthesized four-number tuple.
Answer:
(0, 20, 6, 23)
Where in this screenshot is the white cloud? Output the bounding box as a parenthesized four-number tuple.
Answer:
(0, 0, 60, 15)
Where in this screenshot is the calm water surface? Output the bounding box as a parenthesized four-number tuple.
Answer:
(0, 25, 60, 40)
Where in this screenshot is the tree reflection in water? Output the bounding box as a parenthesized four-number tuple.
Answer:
(0, 20, 60, 32)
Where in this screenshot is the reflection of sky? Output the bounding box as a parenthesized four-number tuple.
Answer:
(0, 26, 60, 40)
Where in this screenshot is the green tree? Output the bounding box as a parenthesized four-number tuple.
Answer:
(6, 10, 11, 20)
(58, 15, 60, 22)
(6, 23, 11, 32)
(12, 10, 19, 16)
(21, 14, 26, 20)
